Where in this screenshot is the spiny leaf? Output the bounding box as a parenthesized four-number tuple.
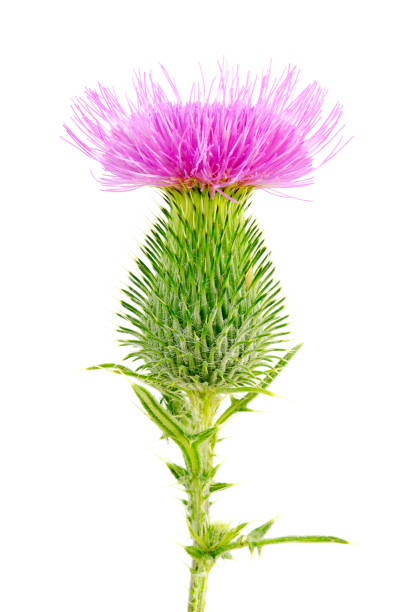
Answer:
(216, 386, 276, 398)
(219, 534, 349, 556)
(166, 462, 188, 483)
(215, 344, 303, 426)
(185, 546, 209, 560)
(229, 522, 249, 539)
(261, 343, 303, 387)
(255, 535, 350, 546)
(247, 518, 277, 542)
(204, 464, 221, 481)
(215, 396, 254, 427)
(189, 427, 217, 446)
(131, 383, 200, 474)
(132, 384, 186, 440)
(87, 362, 176, 396)
(209, 482, 235, 493)
(87, 362, 137, 375)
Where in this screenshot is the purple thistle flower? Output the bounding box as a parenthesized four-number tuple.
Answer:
(64, 63, 347, 197)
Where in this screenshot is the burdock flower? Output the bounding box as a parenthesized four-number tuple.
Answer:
(64, 63, 346, 196)
(65, 63, 348, 612)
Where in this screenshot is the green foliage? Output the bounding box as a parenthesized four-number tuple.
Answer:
(186, 522, 248, 561)
(131, 382, 200, 475)
(119, 187, 289, 392)
(247, 518, 276, 541)
(185, 520, 348, 562)
(214, 385, 276, 397)
(189, 427, 217, 445)
(218, 534, 349, 557)
(215, 343, 303, 426)
(246, 518, 277, 554)
(262, 342, 303, 385)
(166, 462, 188, 484)
(208, 482, 234, 493)
(86, 362, 171, 395)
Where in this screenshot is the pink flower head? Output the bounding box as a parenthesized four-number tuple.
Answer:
(64, 63, 347, 196)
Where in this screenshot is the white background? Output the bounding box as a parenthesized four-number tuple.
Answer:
(1, 0, 407, 610)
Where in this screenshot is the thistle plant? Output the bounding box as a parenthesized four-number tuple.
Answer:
(64, 63, 349, 611)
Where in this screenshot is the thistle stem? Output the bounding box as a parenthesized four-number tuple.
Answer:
(186, 393, 219, 612)
(187, 478, 213, 612)
(188, 560, 211, 612)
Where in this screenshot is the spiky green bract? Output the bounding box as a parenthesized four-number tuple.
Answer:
(119, 187, 289, 394)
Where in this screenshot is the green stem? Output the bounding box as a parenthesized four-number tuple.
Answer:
(188, 559, 211, 612)
(186, 393, 219, 612)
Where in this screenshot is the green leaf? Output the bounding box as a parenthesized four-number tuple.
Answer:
(166, 462, 188, 483)
(185, 546, 209, 560)
(87, 362, 173, 396)
(215, 396, 253, 426)
(261, 343, 303, 388)
(131, 383, 200, 474)
(247, 518, 276, 542)
(87, 362, 137, 375)
(206, 464, 221, 480)
(216, 344, 303, 426)
(132, 383, 185, 440)
(217, 386, 276, 397)
(189, 427, 217, 446)
(221, 552, 233, 560)
(257, 535, 350, 546)
(229, 522, 249, 539)
(209, 482, 234, 493)
(220, 534, 349, 556)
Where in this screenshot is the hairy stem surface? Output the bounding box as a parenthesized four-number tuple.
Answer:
(186, 393, 219, 612)
(188, 560, 211, 612)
